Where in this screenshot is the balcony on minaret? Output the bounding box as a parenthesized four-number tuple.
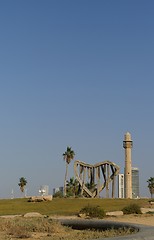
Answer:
(123, 140, 133, 148)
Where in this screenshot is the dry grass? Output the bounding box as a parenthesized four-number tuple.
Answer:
(0, 217, 137, 240)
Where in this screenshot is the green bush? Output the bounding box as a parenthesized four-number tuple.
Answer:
(53, 191, 63, 198)
(122, 204, 142, 215)
(79, 205, 106, 218)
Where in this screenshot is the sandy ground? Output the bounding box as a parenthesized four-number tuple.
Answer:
(0, 214, 153, 240)
(105, 214, 154, 226)
(52, 213, 154, 227)
(1, 212, 154, 227)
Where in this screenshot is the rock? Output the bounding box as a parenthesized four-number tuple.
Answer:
(141, 208, 154, 214)
(106, 211, 123, 216)
(28, 196, 43, 202)
(43, 195, 52, 201)
(24, 212, 43, 218)
(28, 195, 52, 202)
(78, 213, 87, 218)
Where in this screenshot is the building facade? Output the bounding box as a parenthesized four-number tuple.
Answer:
(132, 167, 140, 198)
(118, 174, 125, 198)
(118, 168, 139, 199)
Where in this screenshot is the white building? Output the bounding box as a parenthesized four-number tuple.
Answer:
(118, 174, 125, 198)
(118, 167, 139, 199)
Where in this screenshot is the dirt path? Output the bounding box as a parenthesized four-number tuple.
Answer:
(105, 214, 154, 226)
(1, 212, 154, 227)
(51, 213, 154, 226)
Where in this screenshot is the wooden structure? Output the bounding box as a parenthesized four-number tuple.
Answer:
(74, 160, 120, 198)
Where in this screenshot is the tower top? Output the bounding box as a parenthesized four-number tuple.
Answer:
(123, 132, 133, 148)
(124, 132, 132, 141)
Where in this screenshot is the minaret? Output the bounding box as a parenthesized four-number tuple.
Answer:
(123, 132, 133, 199)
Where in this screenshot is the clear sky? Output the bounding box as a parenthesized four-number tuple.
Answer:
(0, 0, 153, 198)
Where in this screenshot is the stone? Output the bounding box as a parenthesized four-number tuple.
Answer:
(106, 211, 123, 216)
(24, 212, 43, 218)
(141, 207, 154, 214)
(78, 213, 87, 218)
(28, 195, 52, 202)
(43, 195, 52, 201)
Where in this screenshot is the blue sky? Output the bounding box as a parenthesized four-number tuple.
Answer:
(0, 0, 154, 198)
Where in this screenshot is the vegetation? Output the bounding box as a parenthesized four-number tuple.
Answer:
(65, 177, 97, 198)
(147, 177, 154, 198)
(53, 191, 63, 198)
(66, 177, 79, 197)
(0, 217, 137, 240)
(122, 203, 142, 215)
(0, 198, 149, 239)
(18, 177, 27, 197)
(0, 198, 149, 216)
(0, 217, 65, 239)
(79, 205, 106, 218)
(63, 146, 75, 197)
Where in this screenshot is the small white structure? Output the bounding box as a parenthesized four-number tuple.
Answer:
(39, 185, 49, 196)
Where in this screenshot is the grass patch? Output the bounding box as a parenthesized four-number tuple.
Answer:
(0, 198, 150, 216)
(122, 203, 142, 215)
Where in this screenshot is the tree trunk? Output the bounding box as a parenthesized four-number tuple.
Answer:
(64, 163, 68, 197)
(150, 187, 154, 198)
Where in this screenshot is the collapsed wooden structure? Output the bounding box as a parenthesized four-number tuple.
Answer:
(74, 160, 120, 198)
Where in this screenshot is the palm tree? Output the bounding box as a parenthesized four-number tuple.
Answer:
(18, 177, 27, 197)
(147, 177, 154, 198)
(66, 177, 79, 197)
(63, 146, 75, 196)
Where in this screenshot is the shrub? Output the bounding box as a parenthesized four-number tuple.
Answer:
(79, 205, 106, 218)
(122, 204, 142, 215)
(7, 225, 31, 239)
(53, 191, 63, 198)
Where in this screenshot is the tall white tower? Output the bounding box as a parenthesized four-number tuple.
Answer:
(123, 132, 133, 199)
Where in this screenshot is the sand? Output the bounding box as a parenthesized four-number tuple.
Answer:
(52, 213, 154, 227)
(106, 214, 154, 226)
